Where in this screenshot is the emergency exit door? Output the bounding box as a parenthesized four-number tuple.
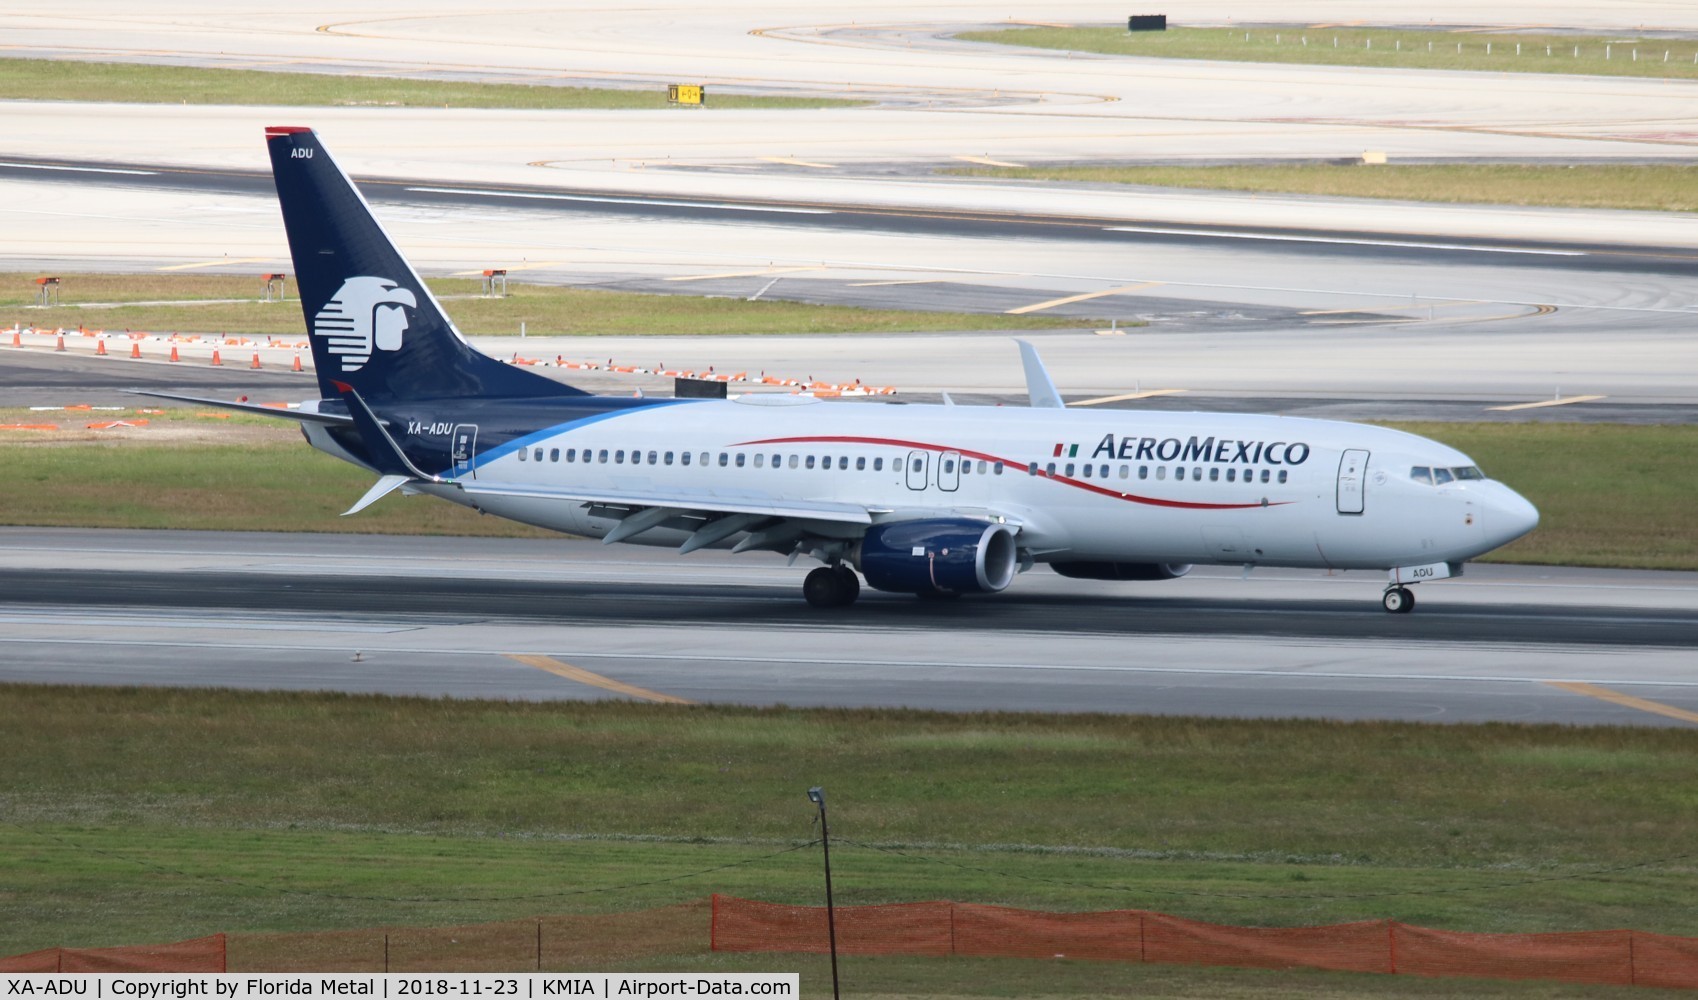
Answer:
(1337, 449, 1369, 514)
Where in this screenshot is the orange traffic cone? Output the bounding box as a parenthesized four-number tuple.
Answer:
(169, 345, 180, 363)
(130, 342, 142, 359)
(9, 330, 19, 347)
(95, 339, 108, 356)
(54, 334, 66, 352)
(291, 354, 303, 373)
(250, 352, 262, 370)
(210, 349, 223, 367)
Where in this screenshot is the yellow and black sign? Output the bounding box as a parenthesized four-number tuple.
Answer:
(667, 84, 705, 106)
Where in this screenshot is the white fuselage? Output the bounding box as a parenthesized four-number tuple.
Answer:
(340, 395, 1538, 572)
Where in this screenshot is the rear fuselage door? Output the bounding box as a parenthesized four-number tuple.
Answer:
(905, 450, 930, 491)
(451, 423, 479, 479)
(1337, 448, 1369, 514)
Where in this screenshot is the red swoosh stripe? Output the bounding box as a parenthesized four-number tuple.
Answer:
(732, 434, 1285, 511)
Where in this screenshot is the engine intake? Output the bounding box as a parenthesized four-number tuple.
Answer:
(857, 519, 1018, 595)
(1049, 561, 1193, 581)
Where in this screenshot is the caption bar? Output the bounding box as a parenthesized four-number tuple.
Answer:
(5, 976, 796, 999)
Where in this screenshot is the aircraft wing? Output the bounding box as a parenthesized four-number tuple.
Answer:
(454, 481, 873, 525)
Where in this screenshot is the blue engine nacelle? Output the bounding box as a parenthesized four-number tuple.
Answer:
(856, 519, 1019, 595)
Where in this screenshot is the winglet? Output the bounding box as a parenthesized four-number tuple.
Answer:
(342, 474, 411, 516)
(332, 382, 446, 482)
(1015, 340, 1065, 409)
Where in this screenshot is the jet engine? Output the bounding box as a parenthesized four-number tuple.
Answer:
(855, 519, 1019, 595)
(1049, 561, 1193, 581)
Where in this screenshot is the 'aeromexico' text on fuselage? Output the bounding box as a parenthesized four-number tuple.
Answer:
(1078, 434, 1312, 465)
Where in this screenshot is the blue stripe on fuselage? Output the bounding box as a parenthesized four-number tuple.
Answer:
(439, 398, 702, 478)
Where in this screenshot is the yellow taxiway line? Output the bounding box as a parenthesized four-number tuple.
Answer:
(1546, 681, 1698, 726)
(759, 156, 836, 169)
(156, 257, 274, 271)
(953, 155, 1027, 168)
(1071, 389, 1188, 406)
(1486, 395, 1606, 412)
(506, 654, 693, 704)
(1006, 282, 1162, 315)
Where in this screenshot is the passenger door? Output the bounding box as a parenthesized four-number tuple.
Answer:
(1337, 449, 1369, 514)
(905, 450, 930, 491)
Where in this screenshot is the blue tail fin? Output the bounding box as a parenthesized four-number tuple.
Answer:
(264, 126, 586, 402)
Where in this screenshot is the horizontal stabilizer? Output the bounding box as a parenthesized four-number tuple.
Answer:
(125, 390, 352, 425)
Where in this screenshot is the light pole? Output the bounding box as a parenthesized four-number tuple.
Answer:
(808, 786, 840, 1000)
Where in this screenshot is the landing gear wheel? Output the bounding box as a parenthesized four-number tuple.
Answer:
(1382, 587, 1416, 614)
(804, 566, 859, 608)
(833, 565, 861, 605)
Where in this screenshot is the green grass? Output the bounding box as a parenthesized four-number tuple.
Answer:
(7, 273, 1098, 337)
(0, 58, 857, 109)
(960, 25, 1698, 80)
(1, 421, 1691, 570)
(4, 690, 1698, 966)
(946, 163, 1698, 213)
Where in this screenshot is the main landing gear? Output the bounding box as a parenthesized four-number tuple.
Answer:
(1382, 586, 1416, 614)
(804, 565, 861, 608)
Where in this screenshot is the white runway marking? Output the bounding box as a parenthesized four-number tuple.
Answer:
(1103, 226, 1588, 256)
(404, 186, 835, 215)
(0, 161, 156, 176)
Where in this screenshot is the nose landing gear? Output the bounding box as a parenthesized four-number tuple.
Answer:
(804, 564, 862, 608)
(1382, 586, 1416, 614)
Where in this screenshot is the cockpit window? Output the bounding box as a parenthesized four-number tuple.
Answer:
(1410, 466, 1433, 485)
(1454, 465, 1484, 481)
(1433, 468, 1455, 485)
(1412, 464, 1485, 486)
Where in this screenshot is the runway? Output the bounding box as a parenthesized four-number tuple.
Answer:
(2, 528, 1694, 727)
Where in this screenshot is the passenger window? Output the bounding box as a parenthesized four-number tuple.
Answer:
(806, 456, 816, 470)
(1434, 468, 1454, 485)
(943, 459, 955, 474)
(567, 448, 576, 462)
(1176, 467, 1185, 481)
(873, 457, 883, 472)
(519, 448, 528, 462)
(699, 452, 709, 467)
(1278, 470, 1288, 484)
(681, 452, 691, 466)
(1119, 465, 1128, 479)
(718, 453, 729, 467)
(838, 457, 848, 470)
(1209, 468, 1219, 482)
(993, 463, 1003, 475)
(1080, 464, 1090, 479)
(736, 453, 746, 467)
(549, 448, 558, 462)
(789, 455, 799, 469)
(754, 454, 764, 468)
(665, 451, 674, 465)
(1045, 462, 1056, 476)
(1226, 468, 1235, 483)
(534, 447, 544, 462)
(615, 450, 625, 464)
(856, 457, 866, 471)
(648, 451, 658, 464)
(1027, 462, 1038, 476)
(912, 458, 923, 473)
(631, 451, 642, 466)
(598, 449, 608, 463)
(1064, 463, 1075, 477)
(1156, 466, 1166, 480)
(1260, 469, 1270, 483)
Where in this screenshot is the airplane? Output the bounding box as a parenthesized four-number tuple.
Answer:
(140, 126, 1540, 614)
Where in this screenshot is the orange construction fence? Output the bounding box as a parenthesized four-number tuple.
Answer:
(0, 933, 225, 973)
(710, 897, 1698, 990)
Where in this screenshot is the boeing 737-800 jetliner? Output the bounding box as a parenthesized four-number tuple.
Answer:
(143, 127, 1539, 613)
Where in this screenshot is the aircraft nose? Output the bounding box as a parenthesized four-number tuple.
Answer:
(1491, 486, 1540, 544)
